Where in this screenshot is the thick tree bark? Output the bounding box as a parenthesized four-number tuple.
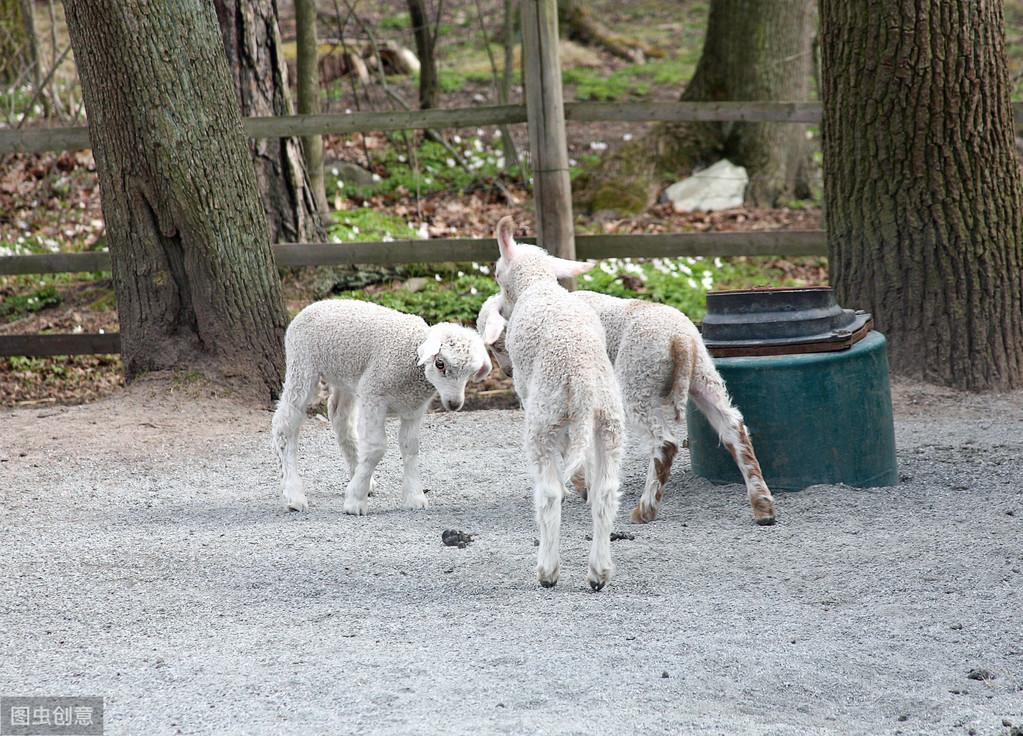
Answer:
(64, 0, 288, 400)
(214, 0, 322, 243)
(294, 0, 328, 213)
(821, 0, 1023, 390)
(407, 0, 439, 109)
(576, 0, 817, 213)
(0, 0, 36, 86)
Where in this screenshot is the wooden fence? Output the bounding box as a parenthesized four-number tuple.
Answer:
(10, 0, 1009, 358)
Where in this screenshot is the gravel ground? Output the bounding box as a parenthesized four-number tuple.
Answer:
(1, 380, 1021, 736)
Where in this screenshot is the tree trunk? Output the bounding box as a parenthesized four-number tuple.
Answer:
(213, 0, 322, 243)
(821, 0, 1023, 390)
(556, 0, 661, 62)
(64, 0, 288, 401)
(407, 0, 439, 109)
(576, 0, 817, 214)
(0, 0, 36, 86)
(294, 0, 328, 213)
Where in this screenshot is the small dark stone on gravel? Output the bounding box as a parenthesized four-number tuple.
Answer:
(584, 532, 636, 541)
(1002, 718, 1012, 727)
(441, 529, 473, 547)
(661, 671, 669, 679)
(897, 714, 908, 722)
(1007, 509, 1015, 516)
(533, 539, 539, 546)
(1009, 726, 1023, 736)
(950, 623, 963, 630)
(966, 668, 995, 681)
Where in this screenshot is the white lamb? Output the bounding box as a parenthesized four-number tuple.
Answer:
(482, 217, 625, 591)
(478, 290, 777, 527)
(271, 299, 491, 515)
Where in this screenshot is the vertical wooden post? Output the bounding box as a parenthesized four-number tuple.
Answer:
(521, 0, 575, 265)
(295, 0, 328, 214)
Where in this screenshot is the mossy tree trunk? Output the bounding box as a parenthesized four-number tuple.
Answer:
(576, 0, 817, 214)
(821, 0, 1023, 390)
(214, 0, 323, 243)
(0, 0, 37, 86)
(64, 0, 288, 401)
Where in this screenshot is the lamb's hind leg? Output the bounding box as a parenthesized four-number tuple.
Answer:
(342, 398, 388, 516)
(272, 368, 320, 511)
(327, 387, 377, 496)
(529, 436, 564, 588)
(631, 429, 679, 524)
(627, 391, 678, 524)
(690, 360, 776, 525)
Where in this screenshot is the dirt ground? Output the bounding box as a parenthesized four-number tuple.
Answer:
(1, 378, 1021, 735)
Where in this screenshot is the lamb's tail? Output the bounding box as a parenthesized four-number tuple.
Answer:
(560, 373, 624, 493)
(668, 335, 699, 422)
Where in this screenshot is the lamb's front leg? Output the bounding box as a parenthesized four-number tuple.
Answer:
(342, 399, 388, 516)
(398, 411, 429, 510)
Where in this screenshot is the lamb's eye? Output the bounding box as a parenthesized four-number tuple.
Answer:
(434, 357, 446, 372)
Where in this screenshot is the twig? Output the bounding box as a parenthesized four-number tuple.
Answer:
(16, 43, 72, 129)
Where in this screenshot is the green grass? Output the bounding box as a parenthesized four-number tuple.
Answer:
(328, 209, 418, 242)
(0, 285, 61, 321)
(563, 57, 695, 101)
(327, 136, 510, 203)
(339, 269, 499, 325)
(437, 67, 495, 93)
(331, 256, 824, 326)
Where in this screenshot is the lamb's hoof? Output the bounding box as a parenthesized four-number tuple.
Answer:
(752, 495, 776, 525)
(402, 493, 429, 510)
(342, 496, 369, 516)
(537, 564, 559, 589)
(630, 504, 656, 524)
(587, 564, 612, 592)
(367, 477, 378, 497)
(286, 496, 308, 512)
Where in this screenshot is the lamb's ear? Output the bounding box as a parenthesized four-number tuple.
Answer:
(495, 216, 518, 262)
(417, 331, 443, 366)
(548, 256, 596, 279)
(482, 309, 507, 346)
(473, 354, 493, 382)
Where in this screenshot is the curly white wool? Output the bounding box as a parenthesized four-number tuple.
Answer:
(271, 299, 490, 515)
(482, 217, 625, 592)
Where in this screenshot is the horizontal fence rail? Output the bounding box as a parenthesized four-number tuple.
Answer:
(0, 333, 121, 357)
(0, 231, 827, 357)
(3, 101, 1023, 153)
(0, 231, 827, 276)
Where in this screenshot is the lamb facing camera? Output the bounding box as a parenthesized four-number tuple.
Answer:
(271, 299, 491, 514)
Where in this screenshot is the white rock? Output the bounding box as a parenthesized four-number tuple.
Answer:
(664, 159, 748, 213)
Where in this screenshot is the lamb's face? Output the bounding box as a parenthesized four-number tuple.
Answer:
(418, 324, 492, 411)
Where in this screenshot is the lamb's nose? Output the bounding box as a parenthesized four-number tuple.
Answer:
(446, 399, 464, 412)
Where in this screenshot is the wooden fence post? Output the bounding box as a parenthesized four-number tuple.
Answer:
(520, 0, 575, 265)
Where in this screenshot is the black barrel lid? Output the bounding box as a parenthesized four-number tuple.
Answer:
(701, 287, 872, 350)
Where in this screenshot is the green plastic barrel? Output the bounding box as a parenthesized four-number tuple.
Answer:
(687, 330, 898, 491)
